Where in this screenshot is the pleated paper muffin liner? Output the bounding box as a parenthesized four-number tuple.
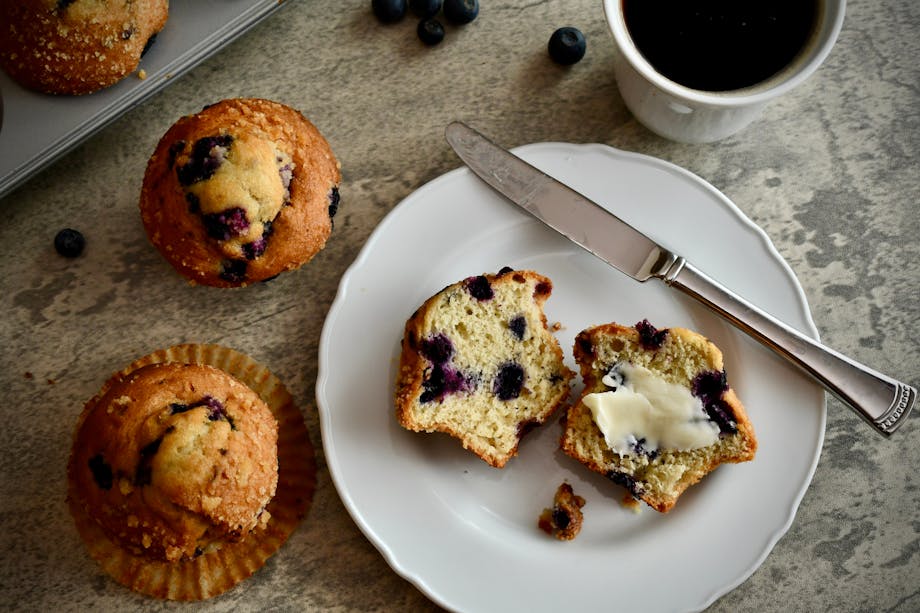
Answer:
(67, 344, 316, 600)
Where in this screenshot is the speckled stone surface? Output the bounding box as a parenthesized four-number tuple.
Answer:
(1, 0, 918, 611)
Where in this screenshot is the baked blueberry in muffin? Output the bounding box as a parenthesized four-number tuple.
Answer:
(139, 98, 341, 287)
(395, 268, 574, 467)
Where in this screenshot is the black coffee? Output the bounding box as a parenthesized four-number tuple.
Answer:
(622, 0, 820, 91)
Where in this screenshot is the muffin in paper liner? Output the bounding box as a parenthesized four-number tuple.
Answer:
(66, 344, 316, 600)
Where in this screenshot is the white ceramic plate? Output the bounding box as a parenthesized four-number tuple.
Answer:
(0, 0, 285, 199)
(317, 142, 826, 613)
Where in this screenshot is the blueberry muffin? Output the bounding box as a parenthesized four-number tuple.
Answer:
(139, 98, 341, 287)
(0, 0, 168, 95)
(562, 320, 757, 513)
(67, 345, 316, 600)
(395, 268, 574, 468)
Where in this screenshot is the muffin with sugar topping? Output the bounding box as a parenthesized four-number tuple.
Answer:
(0, 0, 168, 95)
(67, 344, 316, 600)
(139, 98, 341, 287)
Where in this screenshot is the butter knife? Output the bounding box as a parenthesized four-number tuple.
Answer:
(445, 121, 915, 437)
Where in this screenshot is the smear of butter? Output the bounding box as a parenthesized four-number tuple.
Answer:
(583, 362, 718, 454)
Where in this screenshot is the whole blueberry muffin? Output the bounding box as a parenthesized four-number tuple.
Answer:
(395, 268, 574, 468)
(0, 0, 168, 95)
(139, 98, 341, 287)
(67, 345, 316, 600)
(562, 320, 757, 513)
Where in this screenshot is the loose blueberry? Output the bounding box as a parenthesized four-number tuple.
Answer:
(202, 206, 250, 241)
(494, 362, 525, 400)
(464, 275, 493, 300)
(88, 454, 113, 490)
(635, 319, 668, 350)
(417, 18, 445, 45)
(443, 0, 478, 24)
(372, 0, 407, 23)
(548, 26, 587, 65)
(509, 315, 527, 340)
(176, 135, 233, 186)
(410, 0, 441, 17)
(219, 259, 248, 283)
(54, 228, 85, 258)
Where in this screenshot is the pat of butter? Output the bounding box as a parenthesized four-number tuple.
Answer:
(583, 363, 718, 454)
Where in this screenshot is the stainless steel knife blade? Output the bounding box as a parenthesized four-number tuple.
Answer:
(445, 120, 915, 437)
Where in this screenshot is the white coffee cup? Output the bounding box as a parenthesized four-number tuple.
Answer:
(603, 0, 846, 143)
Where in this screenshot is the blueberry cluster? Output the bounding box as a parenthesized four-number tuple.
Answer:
(372, 0, 479, 46)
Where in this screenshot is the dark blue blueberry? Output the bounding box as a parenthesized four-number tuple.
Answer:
(185, 192, 201, 214)
(202, 206, 250, 241)
(328, 186, 340, 221)
(88, 454, 113, 490)
(410, 0, 441, 17)
(548, 26, 587, 65)
(464, 275, 493, 300)
(443, 0, 478, 24)
(170, 402, 191, 414)
(494, 362, 525, 401)
(417, 18, 445, 45)
(54, 228, 85, 258)
(420, 363, 467, 403)
(167, 140, 186, 165)
(509, 315, 526, 340)
(220, 259, 248, 283)
(134, 437, 163, 486)
(372, 0, 407, 23)
(498, 266, 514, 274)
(176, 135, 233, 186)
(692, 370, 727, 402)
(242, 221, 273, 260)
(692, 370, 737, 434)
(121, 27, 134, 40)
(606, 470, 643, 496)
(635, 319, 668, 350)
(141, 33, 158, 57)
(630, 437, 659, 460)
(576, 334, 595, 358)
(56, 0, 76, 10)
(419, 333, 454, 364)
(551, 507, 572, 530)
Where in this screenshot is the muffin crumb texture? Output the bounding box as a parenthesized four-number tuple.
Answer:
(395, 268, 574, 467)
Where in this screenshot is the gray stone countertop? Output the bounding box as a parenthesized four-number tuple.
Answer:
(1, 0, 918, 611)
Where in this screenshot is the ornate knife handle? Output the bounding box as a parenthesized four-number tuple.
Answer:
(662, 259, 915, 436)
